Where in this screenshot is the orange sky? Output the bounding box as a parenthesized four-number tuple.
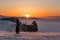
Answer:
(0, 0, 60, 18)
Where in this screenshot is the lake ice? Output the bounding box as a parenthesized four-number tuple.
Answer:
(0, 19, 60, 40)
(0, 19, 60, 32)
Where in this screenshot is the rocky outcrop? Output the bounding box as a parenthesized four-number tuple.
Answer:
(19, 21, 38, 32)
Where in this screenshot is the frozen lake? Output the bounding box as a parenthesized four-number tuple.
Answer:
(0, 19, 60, 40)
(0, 19, 60, 32)
(0, 31, 60, 40)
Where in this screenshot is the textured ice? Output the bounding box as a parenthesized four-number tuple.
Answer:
(0, 19, 60, 40)
(0, 19, 60, 32)
(0, 31, 60, 40)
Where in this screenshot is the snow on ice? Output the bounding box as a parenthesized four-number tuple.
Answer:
(0, 19, 60, 40)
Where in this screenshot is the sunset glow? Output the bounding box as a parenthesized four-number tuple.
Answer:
(0, 0, 60, 18)
(25, 14, 30, 18)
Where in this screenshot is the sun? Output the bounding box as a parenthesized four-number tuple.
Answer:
(25, 14, 30, 18)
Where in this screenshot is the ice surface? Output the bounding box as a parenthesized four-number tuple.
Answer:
(0, 31, 60, 40)
(0, 19, 60, 32)
(0, 19, 60, 40)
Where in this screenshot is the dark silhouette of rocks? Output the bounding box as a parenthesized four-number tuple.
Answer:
(15, 18, 21, 34)
(32, 21, 38, 31)
(19, 21, 38, 32)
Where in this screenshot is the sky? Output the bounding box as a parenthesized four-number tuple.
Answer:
(0, 0, 60, 18)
